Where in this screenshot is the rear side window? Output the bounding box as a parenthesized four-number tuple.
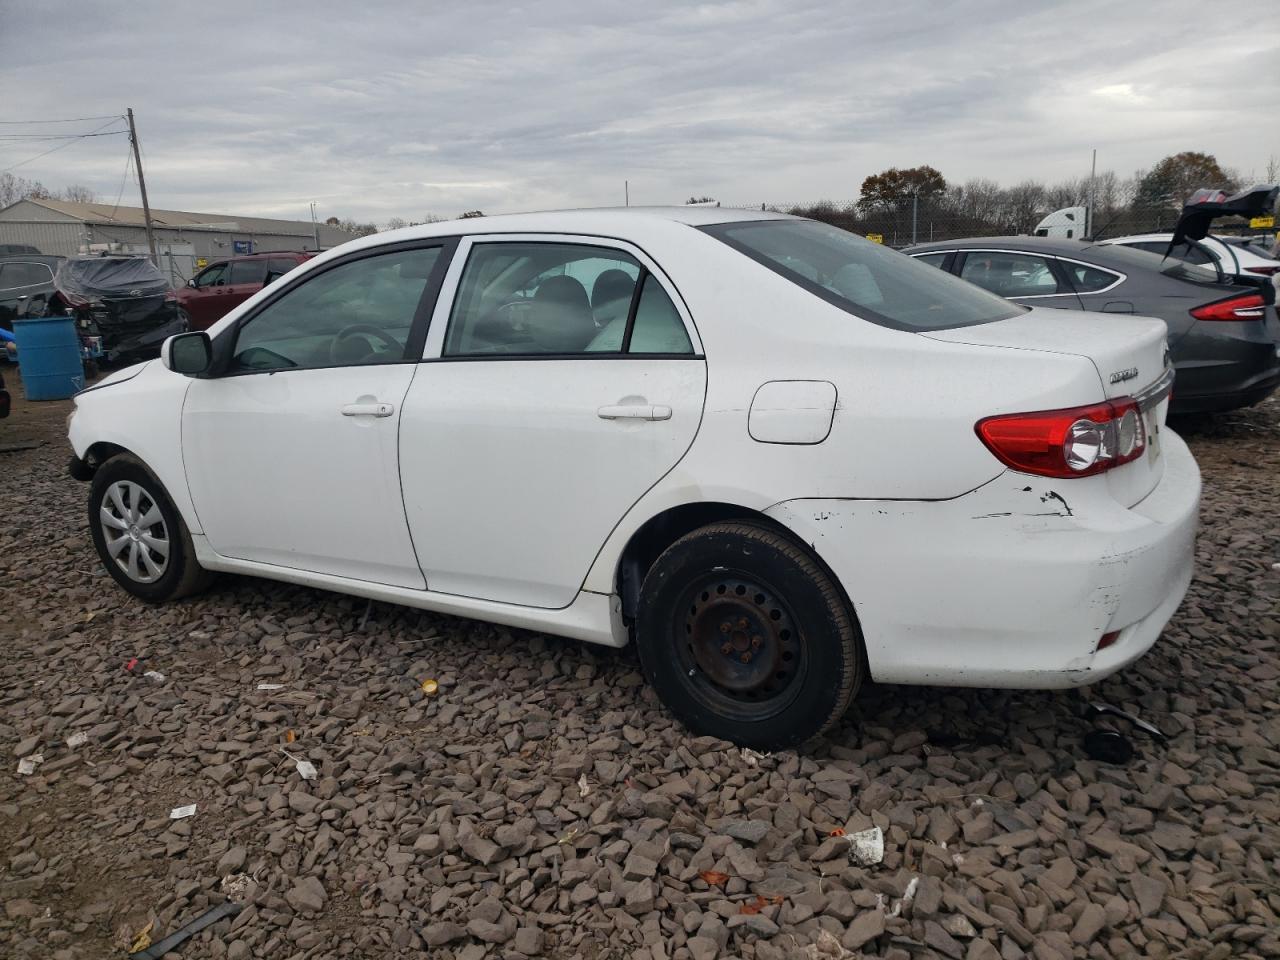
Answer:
(1129, 240, 1214, 265)
(0, 261, 53, 288)
(267, 257, 301, 277)
(959, 253, 1060, 297)
(445, 242, 693, 356)
(702, 220, 1022, 331)
(1062, 262, 1120, 293)
(912, 253, 948, 270)
(229, 259, 268, 284)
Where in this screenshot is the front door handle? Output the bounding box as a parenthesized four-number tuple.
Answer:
(597, 403, 672, 421)
(341, 401, 394, 418)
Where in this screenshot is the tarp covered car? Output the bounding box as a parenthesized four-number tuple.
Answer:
(53, 256, 187, 363)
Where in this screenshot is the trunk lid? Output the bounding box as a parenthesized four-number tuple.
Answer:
(924, 307, 1174, 506)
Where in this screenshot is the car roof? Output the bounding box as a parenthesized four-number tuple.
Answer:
(374, 206, 795, 240)
(903, 236, 1107, 257)
(0, 254, 65, 266)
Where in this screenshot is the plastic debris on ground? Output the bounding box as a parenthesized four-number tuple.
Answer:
(129, 901, 242, 959)
(256, 682, 284, 691)
(847, 825, 884, 866)
(221, 874, 252, 901)
(280, 747, 317, 781)
(142, 670, 166, 682)
(169, 803, 197, 820)
(420, 678, 439, 695)
(129, 920, 154, 954)
(17, 753, 44, 776)
(740, 747, 765, 767)
(66, 731, 88, 748)
(577, 773, 590, 798)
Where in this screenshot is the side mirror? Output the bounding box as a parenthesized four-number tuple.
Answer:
(187, 278, 197, 288)
(161, 331, 213, 376)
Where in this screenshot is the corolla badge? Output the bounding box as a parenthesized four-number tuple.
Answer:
(1109, 367, 1140, 384)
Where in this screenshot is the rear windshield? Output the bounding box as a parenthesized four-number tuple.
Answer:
(701, 220, 1024, 331)
(1086, 243, 1224, 284)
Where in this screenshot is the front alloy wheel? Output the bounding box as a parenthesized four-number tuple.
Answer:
(98, 480, 170, 583)
(88, 454, 212, 602)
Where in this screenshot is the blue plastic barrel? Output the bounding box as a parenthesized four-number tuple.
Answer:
(12, 316, 83, 400)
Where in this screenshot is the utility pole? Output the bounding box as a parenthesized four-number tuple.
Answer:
(126, 107, 157, 264)
(310, 201, 319, 249)
(1087, 148, 1097, 239)
(624, 180, 629, 207)
(911, 192, 919, 245)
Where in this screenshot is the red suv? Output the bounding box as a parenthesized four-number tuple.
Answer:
(176, 251, 314, 330)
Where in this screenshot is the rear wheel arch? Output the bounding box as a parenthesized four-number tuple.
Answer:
(614, 502, 857, 628)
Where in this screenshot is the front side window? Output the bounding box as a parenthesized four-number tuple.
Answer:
(959, 252, 1061, 297)
(702, 220, 1023, 331)
(195, 263, 227, 288)
(444, 242, 694, 356)
(231, 246, 441, 372)
(229, 259, 268, 285)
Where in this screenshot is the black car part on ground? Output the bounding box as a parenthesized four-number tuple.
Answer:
(53, 257, 184, 362)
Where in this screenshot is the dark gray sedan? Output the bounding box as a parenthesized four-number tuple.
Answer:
(903, 236, 1280, 414)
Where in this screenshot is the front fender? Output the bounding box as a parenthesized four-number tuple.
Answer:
(69, 361, 199, 533)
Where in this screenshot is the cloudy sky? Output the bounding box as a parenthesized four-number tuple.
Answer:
(2, 0, 1277, 225)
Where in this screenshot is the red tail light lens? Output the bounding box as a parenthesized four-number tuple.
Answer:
(1190, 293, 1266, 321)
(976, 398, 1145, 479)
(1245, 265, 1278, 276)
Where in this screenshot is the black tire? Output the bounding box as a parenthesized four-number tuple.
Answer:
(635, 521, 864, 750)
(88, 453, 213, 602)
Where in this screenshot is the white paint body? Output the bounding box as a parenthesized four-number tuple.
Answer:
(69, 207, 1200, 689)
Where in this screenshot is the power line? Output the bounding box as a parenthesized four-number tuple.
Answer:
(0, 114, 124, 124)
(0, 117, 126, 174)
(110, 144, 134, 220)
(0, 130, 129, 141)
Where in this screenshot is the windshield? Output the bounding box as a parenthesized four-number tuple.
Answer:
(702, 220, 1024, 331)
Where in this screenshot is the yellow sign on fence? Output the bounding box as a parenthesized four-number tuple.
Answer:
(866, 233, 884, 244)
(1249, 215, 1274, 229)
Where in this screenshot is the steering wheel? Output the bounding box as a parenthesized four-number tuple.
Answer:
(329, 324, 403, 364)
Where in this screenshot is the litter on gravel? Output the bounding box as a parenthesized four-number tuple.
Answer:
(16, 753, 44, 776)
(168, 804, 197, 820)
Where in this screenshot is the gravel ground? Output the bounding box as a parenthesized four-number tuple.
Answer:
(1, 368, 1278, 960)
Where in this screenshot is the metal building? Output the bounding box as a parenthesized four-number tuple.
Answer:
(0, 198, 355, 284)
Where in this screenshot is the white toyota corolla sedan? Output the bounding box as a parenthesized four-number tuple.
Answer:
(67, 208, 1200, 748)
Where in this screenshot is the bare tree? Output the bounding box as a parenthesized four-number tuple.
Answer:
(385, 217, 408, 231)
(61, 184, 99, 203)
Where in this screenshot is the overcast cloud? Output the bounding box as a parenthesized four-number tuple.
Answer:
(2, 0, 1277, 225)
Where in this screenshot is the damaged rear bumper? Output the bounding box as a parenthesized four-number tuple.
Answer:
(765, 430, 1200, 689)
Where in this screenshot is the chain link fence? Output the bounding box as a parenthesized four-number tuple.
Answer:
(719, 198, 1261, 248)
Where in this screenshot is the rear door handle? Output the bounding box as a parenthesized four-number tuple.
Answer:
(597, 403, 672, 421)
(341, 401, 394, 418)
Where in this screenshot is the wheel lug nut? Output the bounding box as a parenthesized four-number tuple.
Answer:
(740, 652, 751, 663)
(719, 623, 730, 634)
(721, 642, 733, 655)
(738, 618, 748, 629)
(751, 636, 762, 649)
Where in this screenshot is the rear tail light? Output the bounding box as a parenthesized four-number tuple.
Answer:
(976, 398, 1145, 479)
(1190, 293, 1266, 321)
(1244, 265, 1279, 276)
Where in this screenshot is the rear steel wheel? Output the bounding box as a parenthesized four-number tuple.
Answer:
(637, 521, 864, 749)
